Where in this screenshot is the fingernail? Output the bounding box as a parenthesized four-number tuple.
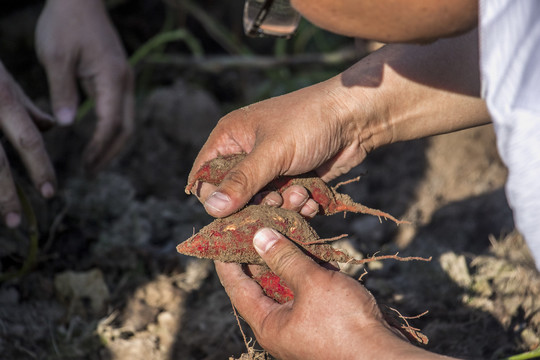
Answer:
(55, 107, 75, 126)
(263, 197, 280, 206)
(300, 200, 320, 218)
(253, 228, 280, 254)
(205, 192, 231, 213)
(290, 190, 308, 207)
(40, 182, 55, 198)
(5, 212, 21, 228)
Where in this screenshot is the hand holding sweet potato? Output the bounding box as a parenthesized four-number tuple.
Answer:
(215, 230, 447, 360)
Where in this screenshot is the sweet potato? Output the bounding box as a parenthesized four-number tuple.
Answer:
(177, 205, 426, 265)
(177, 206, 353, 265)
(177, 205, 429, 303)
(186, 153, 406, 224)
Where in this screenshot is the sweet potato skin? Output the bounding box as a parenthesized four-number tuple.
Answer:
(176, 205, 352, 265)
(176, 204, 345, 304)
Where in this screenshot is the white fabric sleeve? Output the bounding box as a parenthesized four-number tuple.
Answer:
(480, 0, 540, 270)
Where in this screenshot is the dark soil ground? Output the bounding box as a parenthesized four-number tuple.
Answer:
(1, 2, 539, 360)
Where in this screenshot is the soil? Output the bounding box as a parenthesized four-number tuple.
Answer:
(1, 2, 539, 360)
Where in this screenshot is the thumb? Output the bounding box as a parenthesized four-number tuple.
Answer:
(204, 149, 285, 217)
(43, 59, 79, 126)
(253, 228, 323, 294)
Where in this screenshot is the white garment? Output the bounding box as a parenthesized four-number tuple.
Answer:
(479, 0, 540, 270)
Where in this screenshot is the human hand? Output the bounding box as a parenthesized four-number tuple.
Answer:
(189, 76, 381, 218)
(216, 228, 448, 360)
(190, 31, 489, 220)
(0, 61, 56, 228)
(35, 0, 134, 173)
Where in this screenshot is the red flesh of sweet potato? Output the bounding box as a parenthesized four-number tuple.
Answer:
(249, 267, 295, 304)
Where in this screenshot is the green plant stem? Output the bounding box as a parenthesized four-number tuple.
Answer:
(506, 347, 540, 360)
(137, 6, 176, 92)
(129, 28, 203, 66)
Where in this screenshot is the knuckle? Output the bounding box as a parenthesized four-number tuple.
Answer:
(39, 47, 69, 66)
(0, 81, 18, 104)
(229, 277, 254, 299)
(104, 58, 132, 81)
(270, 245, 299, 274)
(0, 190, 19, 213)
(223, 169, 250, 192)
(18, 126, 45, 152)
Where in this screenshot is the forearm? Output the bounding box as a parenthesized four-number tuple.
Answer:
(291, 0, 477, 42)
(326, 28, 490, 153)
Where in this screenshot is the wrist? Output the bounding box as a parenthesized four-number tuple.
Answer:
(358, 324, 453, 360)
(326, 66, 394, 155)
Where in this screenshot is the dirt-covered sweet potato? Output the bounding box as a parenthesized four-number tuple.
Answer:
(186, 153, 406, 224)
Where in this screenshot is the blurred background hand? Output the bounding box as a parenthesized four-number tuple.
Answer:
(0, 60, 56, 228)
(35, 0, 134, 173)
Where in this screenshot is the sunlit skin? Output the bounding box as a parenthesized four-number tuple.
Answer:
(291, 0, 478, 43)
(193, 1, 489, 359)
